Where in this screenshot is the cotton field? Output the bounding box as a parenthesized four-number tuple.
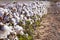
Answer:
(0, 1, 50, 40)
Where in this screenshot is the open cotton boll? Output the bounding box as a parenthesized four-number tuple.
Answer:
(22, 11, 25, 14)
(14, 25, 24, 35)
(14, 36, 18, 40)
(23, 7, 27, 12)
(25, 33, 28, 37)
(31, 2, 36, 8)
(13, 13, 19, 18)
(56, 2, 60, 7)
(20, 31, 24, 35)
(20, 14, 24, 20)
(13, 13, 17, 17)
(3, 15, 10, 23)
(25, 10, 31, 16)
(14, 18, 20, 23)
(11, 18, 17, 25)
(3, 25, 17, 40)
(4, 25, 13, 35)
(27, 13, 30, 16)
(28, 11, 34, 16)
(22, 21, 26, 25)
(9, 26, 13, 30)
(0, 8, 4, 11)
(0, 8, 4, 17)
(0, 11, 4, 17)
(3, 9, 10, 15)
(14, 25, 24, 31)
(3, 9, 8, 12)
(0, 24, 12, 39)
(0, 32, 7, 39)
(13, 13, 20, 22)
(38, 13, 43, 17)
(16, 12, 19, 17)
(6, 4, 13, 8)
(5, 23, 10, 26)
(24, 17, 27, 20)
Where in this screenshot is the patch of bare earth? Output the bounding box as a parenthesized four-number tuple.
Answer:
(33, 12, 60, 40)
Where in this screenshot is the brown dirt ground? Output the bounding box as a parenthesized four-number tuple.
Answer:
(33, 12, 60, 40)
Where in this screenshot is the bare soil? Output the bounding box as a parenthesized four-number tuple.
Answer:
(33, 12, 60, 40)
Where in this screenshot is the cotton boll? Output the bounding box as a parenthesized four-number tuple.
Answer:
(16, 12, 19, 17)
(31, 2, 36, 8)
(0, 24, 12, 39)
(5, 23, 10, 26)
(25, 11, 30, 16)
(56, 2, 60, 8)
(14, 25, 24, 35)
(11, 18, 17, 25)
(30, 20, 34, 24)
(13, 13, 17, 17)
(28, 18, 32, 21)
(7, 30, 17, 40)
(23, 6, 27, 12)
(20, 14, 24, 20)
(22, 11, 25, 14)
(0, 22, 4, 25)
(14, 12, 19, 18)
(14, 36, 18, 40)
(6, 3, 13, 9)
(7, 38, 10, 40)
(43, 9, 47, 15)
(25, 33, 28, 37)
(9, 14, 13, 18)
(30, 21, 33, 24)
(9, 26, 13, 30)
(0, 8, 9, 18)
(3, 15, 9, 23)
(0, 11, 3, 17)
(0, 8, 4, 11)
(14, 25, 24, 31)
(13, 13, 20, 22)
(20, 31, 24, 35)
(29, 11, 34, 16)
(24, 3, 28, 6)
(4, 9, 8, 13)
(28, 5, 32, 11)
(27, 13, 30, 16)
(0, 8, 4, 17)
(24, 17, 27, 21)
(22, 21, 26, 25)
(39, 13, 43, 17)
(4, 25, 13, 35)
(15, 16, 20, 22)
(31, 19, 34, 23)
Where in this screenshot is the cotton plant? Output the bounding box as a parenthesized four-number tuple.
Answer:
(0, 1, 50, 40)
(0, 22, 25, 40)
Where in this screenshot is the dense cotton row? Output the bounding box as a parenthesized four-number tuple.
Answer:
(0, 1, 50, 40)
